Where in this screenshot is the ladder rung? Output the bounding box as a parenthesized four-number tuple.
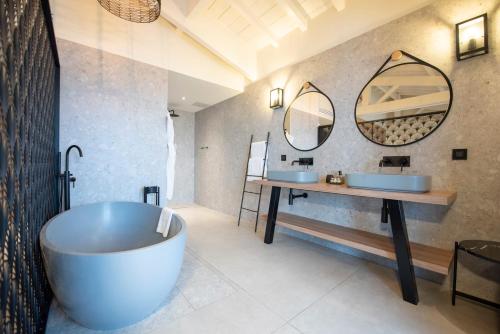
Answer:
(241, 208, 258, 213)
(246, 174, 263, 177)
(244, 191, 261, 195)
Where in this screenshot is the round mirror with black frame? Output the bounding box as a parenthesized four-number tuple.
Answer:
(355, 50, 453, 147)
(283, 82, 335, 151)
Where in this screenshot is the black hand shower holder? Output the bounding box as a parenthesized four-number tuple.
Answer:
(144, 186, 160, 206)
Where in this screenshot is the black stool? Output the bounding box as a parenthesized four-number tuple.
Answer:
(452, 240, 500, 309)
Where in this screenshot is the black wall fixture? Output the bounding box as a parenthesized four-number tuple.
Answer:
(0, 0, 60, 333)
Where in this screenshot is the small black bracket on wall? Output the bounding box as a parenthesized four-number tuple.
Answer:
(144, 186, 160, 206)
(288, 189, 308, 205)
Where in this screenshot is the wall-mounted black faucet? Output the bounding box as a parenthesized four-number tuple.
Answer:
(291, 157, 314, 166)
(62, 145, 83, 211)
(379, 156, 410, 172)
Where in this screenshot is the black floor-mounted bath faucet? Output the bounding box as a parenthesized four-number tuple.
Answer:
(62, 145, 83, 211)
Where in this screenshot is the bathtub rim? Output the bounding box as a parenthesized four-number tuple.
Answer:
(40, 201, 187, 257)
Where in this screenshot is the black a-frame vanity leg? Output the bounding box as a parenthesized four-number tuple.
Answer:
(264, 186, 281, 244)
(387, 199, 419, 305)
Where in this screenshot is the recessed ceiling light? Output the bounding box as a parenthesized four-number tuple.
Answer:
(181, 96, 186, 101)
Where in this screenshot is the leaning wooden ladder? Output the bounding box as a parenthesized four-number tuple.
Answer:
(237, 132, 270, 232)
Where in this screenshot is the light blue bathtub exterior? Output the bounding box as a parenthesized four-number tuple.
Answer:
(40, 201, 187, 330)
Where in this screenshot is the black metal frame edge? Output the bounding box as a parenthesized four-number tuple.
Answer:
(452, 241, 500, 309)
(41, 0, 60, 68)
(283, 82, 336, 152)
(41, 0, 61, 213)
(353, 51, 454, 148)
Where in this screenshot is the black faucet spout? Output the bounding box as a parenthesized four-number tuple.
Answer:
(63, 145, 83, 211)
(65, 145, 83, 172)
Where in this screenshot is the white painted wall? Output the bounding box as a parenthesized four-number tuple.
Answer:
(50, 0, 246, 92)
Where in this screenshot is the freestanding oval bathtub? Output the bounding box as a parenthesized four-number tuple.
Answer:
(40, 201, 186, 330)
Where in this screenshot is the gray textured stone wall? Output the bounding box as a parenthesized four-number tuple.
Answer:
(195, 0, 499, 298)
(59, 39, 194, 207)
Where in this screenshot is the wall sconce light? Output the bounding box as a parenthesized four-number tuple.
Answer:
(270, 88, 284, 109)
(456, 13, 488, 61)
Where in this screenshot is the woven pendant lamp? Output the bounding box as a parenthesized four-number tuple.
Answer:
(97, 0, 161, 23)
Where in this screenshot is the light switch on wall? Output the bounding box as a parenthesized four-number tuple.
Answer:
(452, 149, 467, 160)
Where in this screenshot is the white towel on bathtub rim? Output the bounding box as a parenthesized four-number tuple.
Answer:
(157, 207, 174, 237)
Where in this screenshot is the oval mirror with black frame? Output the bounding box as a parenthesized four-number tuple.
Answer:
(355, 51, 453, 146)
(283, 82, 335, 151)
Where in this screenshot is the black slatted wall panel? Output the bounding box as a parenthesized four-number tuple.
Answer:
(0, 0, 59, 333)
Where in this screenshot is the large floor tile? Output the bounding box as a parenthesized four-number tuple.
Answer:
(290, 263, 499, 334)
(45, 288, 194, 334)
(177, 206, 362, 320)
(150, 291, 286, 334)
(176, 250, 237, 309)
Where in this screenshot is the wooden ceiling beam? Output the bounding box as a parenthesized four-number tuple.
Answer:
(277, 0, 310, 32)
(331, 0, 346, 12)
(226, 0, 280, 47)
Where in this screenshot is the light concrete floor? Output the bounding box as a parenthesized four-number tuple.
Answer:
(46, 205, 499, 334)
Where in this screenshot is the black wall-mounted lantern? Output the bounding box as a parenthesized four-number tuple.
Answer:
(456, 13, 488, 61)
(270, 88, 284, 109)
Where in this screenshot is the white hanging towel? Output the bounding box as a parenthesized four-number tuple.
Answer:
(166, 112, 176, 200)
(156, 207, 174, 237)
(247, 157, 265, 181)
(250, 141, 267, 158)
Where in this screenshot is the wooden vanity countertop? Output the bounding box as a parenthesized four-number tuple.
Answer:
(252, 179, 457, 206)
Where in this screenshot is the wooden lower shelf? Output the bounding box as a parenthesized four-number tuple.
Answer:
(261, 212, 453, 275)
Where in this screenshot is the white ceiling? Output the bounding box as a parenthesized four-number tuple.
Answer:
(201, 0, 341, 49)
(168, 70, 240, 112)
(162, 0, 434, 81)
(50, 0, 436, 114)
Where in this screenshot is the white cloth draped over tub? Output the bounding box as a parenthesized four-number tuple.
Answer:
(166, 112, 176, 200)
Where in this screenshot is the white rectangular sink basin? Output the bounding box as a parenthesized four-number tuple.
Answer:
(267, 171, 319, 184)
(346, 173, 431, 193)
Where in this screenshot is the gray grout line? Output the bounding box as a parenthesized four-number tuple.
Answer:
(271, 323, 304, 334)
(174, 248, 289, 334)
(183, 241, 291, 329)
(284, 263, 364, 328)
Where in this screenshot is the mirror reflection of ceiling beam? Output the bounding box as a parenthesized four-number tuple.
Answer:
(376, 85, 401, 101)
(277, 0, 310, 32)
(226, 0, 280, 47)
(423, 66, 445, 91)
(376, 85, 400, 103)
(293, 107, 333, 120)
(331, 0, 346, 12)
(161, 0, 257, 81)
(358, 108, 445, 122)
(357, 91, 450, 117)
(369, 76, 447, 87)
